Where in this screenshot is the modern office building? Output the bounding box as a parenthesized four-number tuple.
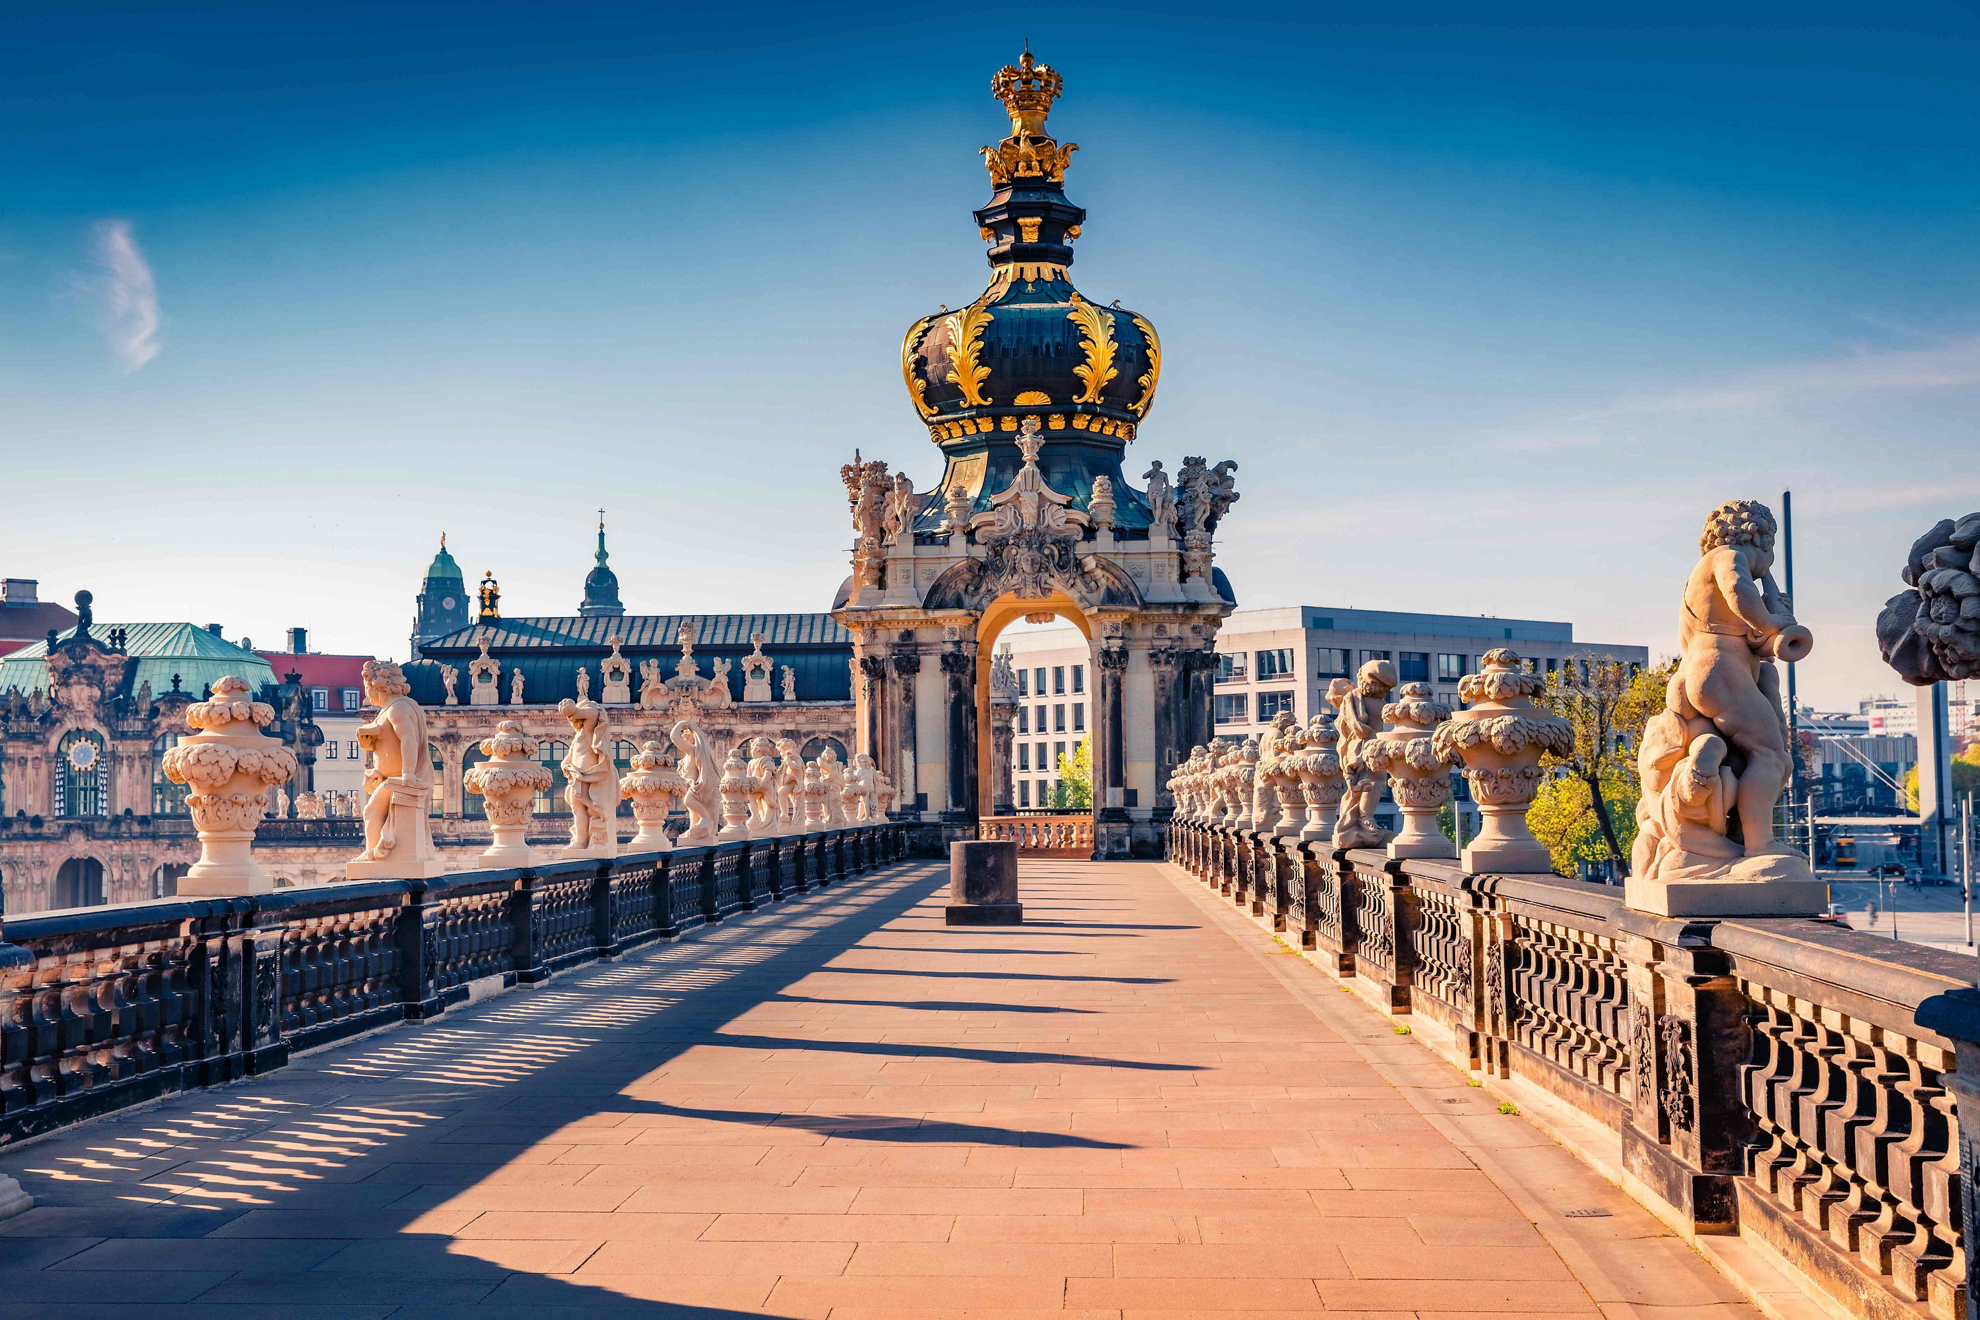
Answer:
(999, 605, 1649, 827)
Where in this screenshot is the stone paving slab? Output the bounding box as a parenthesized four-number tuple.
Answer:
(0, 858, 1764, 1318)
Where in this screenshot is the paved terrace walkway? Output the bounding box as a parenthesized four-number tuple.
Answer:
(0, 861, 1762, 1319)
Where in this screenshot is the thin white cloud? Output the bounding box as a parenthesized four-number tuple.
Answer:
(1478, 333, 1980, 455)
(87, 219, 162, 372)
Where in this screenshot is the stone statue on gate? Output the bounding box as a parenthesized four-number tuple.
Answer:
(780, 665, 796, 702)
(599, 636, 632, 704)
(741, 634, 774, 703)
(1627, 500, 1823, 916)
(468, 637, 500, 706)
(509, 667, 525, 705)
(440, 665, 459, 705)
(1143, 461, 1176, 539)
(557, 697, 619, 859)
(350, 660, 446, 879)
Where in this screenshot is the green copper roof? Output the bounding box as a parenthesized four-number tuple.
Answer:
(426, 536, 463, 582)
(0, 623, 276, 700)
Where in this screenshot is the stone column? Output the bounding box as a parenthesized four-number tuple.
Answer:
(989, 689, 1016, 816)
(1184, 645, 1217, 752)
(857, 654, 888, 766)
(938, 646, 977, 822)
(1098, 646, 1129, 820)
(1148, 644, 1179, 818)
(890, 651, 921, 817)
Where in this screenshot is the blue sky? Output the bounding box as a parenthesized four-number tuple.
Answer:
(3, 1, 1978, 708)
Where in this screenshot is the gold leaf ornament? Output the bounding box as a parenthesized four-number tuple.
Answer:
(1130, 313, 1161, 417)
(1066, 294, 1118, 405)
(943, 305, 995, 407)
(901, 315, 937, 418)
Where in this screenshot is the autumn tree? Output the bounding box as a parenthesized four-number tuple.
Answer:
(1534, 656, 1676, 878)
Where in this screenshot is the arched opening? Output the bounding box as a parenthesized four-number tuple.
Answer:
(612, 740, 639, 817)
(461, 745, 488, 819)
(536, 740, 569, 816)
(428, 745, 445, 817)
(800, 736, 849, 763)
(975, 591, 1093, 828)
(54, 857, 105, 909)
(152, 862, 188, 899)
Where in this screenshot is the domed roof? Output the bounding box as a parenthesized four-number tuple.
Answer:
(900, 50, 1162, 534)
(425, 534, 463, 583)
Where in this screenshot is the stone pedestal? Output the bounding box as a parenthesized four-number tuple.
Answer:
(946, 840, 1021, 926)
(1622, 874, 1829, 918)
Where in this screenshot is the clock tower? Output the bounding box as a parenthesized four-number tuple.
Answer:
(410, 534, 470, 659)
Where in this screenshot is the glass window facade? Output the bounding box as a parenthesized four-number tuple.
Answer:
(1215, 693, 1248, 724)
(1315, 648, 1349, 677)
(1257, 691, 1295, 721)
(1399, 652, 1430, 683)
(1256, 648, 1294, 680)
(1438, 653, 1467, 682)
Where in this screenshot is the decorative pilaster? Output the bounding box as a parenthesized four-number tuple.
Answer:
(1147, 644, 1179, 816)
(890, 651, 921, 817)
(1098, 644, 1129, 820)
(939, 646, 978, 821)
(858, 654, 888, 766)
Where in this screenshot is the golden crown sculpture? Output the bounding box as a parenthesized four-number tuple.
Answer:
(980, 49, 1077, 186)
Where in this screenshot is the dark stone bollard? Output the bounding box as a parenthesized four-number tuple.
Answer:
(946, 841, 1021, 926)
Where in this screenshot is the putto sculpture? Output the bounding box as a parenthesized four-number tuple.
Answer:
(162, 674, 299, 894)
(1626, 500, 1823, 916)
(1331, 659, 1398, 849)
(1432, 650, 1572, 873)
(346, 660, 447, 879)
(1877, 511, 1980, 684)
(464, 720, 552, 866)
(670, 718, 722, 846)
(508, 667, 525, 705)
(557, 697, 618, 859)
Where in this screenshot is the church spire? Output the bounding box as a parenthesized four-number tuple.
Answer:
(579, 511, 624, 618)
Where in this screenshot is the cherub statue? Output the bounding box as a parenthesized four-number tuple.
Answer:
(440, 665, 459, 705)
(745, 736, 781, 833)
(509, 667, 525, 705)
(1332, 660, 1398, 848)
(574, 665, 590, 701)
(349, 659, 445, 878)
(638, 657, 665, 709)
(1669, 499, 1810, 865)
(817, 745, 848, 826)
(780, 665, 796, 702)
(775, 736, 804, 831)
(669, 718, 722, 846)
(558, 697, 618, 859)
(842, 751, 878, 822)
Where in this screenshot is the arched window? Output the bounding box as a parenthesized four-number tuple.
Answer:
(151, 863, 187, 899)
(429, 745, 446, 817)
(55, 857, 104, 909)
(536, 740, 569, 815)
(460, 745, 488, 820)
(152, 733, 190, 815)
(800, 736, 848, 764)
(55, 730, 107, 818)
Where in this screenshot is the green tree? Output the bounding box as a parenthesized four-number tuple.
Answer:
(1903, 743, 1980, 812)
(1538, 657, 1675, 878)
(1052, 739, 1093, 810)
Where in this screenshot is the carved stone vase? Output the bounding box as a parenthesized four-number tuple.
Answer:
(620, 740, 686, 851)
(1295, 715, 1346, 843)
(1431, 650, 1572, 874)
(1364, 682, 1456, 860)
(162, 675, 299, 895)
(464, 721, 552, 867)
(802, 762, 829, 831)
(717, 747, 755, 842)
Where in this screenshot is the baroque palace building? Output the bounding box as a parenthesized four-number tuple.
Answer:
(833, 49, 1238, 858)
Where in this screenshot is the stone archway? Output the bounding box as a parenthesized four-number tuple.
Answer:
(54, 856, 104, 909)
(974, 591, 1093, 825)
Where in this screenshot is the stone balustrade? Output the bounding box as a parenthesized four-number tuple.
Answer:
(979, 814, 1095, 857)
(1167, 814, 1978, 1320)
(0, 823, 907, 1147)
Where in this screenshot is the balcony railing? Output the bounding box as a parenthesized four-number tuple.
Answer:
(979, 814, 1093, 857)
(0, 824, 908, 1147)
(1167, 816, 1978, 1320)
